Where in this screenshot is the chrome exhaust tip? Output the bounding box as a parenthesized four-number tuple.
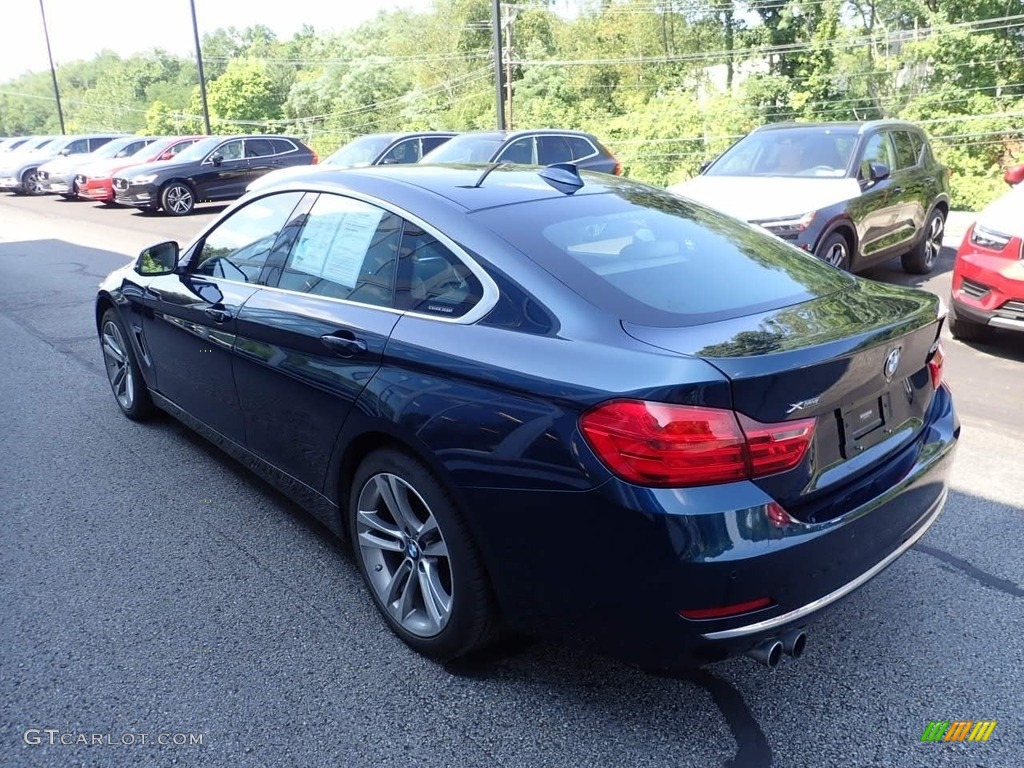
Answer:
(780, 629, 807, 659)
(745, 639, 783, 669)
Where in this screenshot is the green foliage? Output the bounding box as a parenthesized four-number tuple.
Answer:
(2, 5, 1022, 209)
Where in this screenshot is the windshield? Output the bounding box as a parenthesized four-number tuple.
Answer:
(473, 183, 852, 327)
(171, 137, 224, 164)
(421, 134, 504, 164)
(325, 135, 394, 167)
(706, 127, 858, 178)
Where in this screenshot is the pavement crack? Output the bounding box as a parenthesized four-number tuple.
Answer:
(914, 543, 1024, 598)
(687, 668, 772, 768)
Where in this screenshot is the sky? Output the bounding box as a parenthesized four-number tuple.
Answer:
(0, 0, 437, 84)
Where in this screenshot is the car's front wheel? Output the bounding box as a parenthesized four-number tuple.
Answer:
(816, 231, 852, 271)
(20, 168, 43, 196)
(100, 309, 156, 421)
(902, 209, 945, 274)
(160, 182, 195, 216)
(348, 449, 497, 662)
(948, 302, 994, 343)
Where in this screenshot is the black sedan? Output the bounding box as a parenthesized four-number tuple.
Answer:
(96, 164, 958, 670)
(112, 135, 316, 216)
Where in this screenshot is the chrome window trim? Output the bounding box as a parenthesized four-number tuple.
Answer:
(551, 133, 599, 163)
(190, 187, 501, 326)
(701, 488, 947, 641)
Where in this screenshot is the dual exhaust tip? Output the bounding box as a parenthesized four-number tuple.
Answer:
(745, 629, 807, 668)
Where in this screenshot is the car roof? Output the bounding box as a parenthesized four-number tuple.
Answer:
(254, 163, 620, 212)
(753, 120, 925, 135)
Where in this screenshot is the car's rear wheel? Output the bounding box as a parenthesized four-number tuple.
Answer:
(100, 309, 156, 421)
(948, 302, 994, 343)
(160, 182, 195, 216)
(816, 231, 852, 271)
(902, 209, 945, 274)
(348, 449, 497, 661)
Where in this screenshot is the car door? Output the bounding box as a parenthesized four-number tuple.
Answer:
(138, 191, 307, 441)
(848, 130, 903, 263)
(889, 129, 932, 246)
(243, 137, 280, 187)
(194, 138, 248, 201)
(232, 192, 404, 490)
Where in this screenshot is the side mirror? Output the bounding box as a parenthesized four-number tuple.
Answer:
(698, 160, 713, 174)
(210, 153, 224, 166)
(158, 152, 173, 161)
(380, 157, 402, 165)
(869, 162, 891, 183)
(135, 241, 179, 276)
(60, 148, 71, 156)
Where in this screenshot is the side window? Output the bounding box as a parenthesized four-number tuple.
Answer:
(891, 131, 918, 170)
(279, 195, 401, 308)
(379, 139, 420, 164)
(394, 222, 484, 318)
(538, 135, 574, 165)
(270, 139, 297, 155)
(211, 140, 243, 162)
(421, 135, 451, 154)
(245, 138, 275, 158)
(66, 139, 90, 154)
(87, 137, 113, 152)
(860, 133, 895, 178)
(497, 137, 535, 164)
(566, 135, 597, 160)
(117, 139, 149, 158)
(192, 192, 305, 283)
(909, 132, 925, 164)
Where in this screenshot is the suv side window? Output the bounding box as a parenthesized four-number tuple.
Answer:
(890, 131, 918, 170)
(245, 138, 275, 158)
(211, 140, 244, 162)
(566, 135, 597, 160)
(65, 139, 90, 154)
(420, 135, 451, 154)
(88, 137, 115, 152)
(394, 222, 483, 318)
(279, 194, 402, 308)
(380, 139, 420, 164)
(270, 139, 297, 155)
(497, 137, 535, 164)
(537, 135, 574, 165)
(860, 133, 896, 178)
(192, 192, 305, 283)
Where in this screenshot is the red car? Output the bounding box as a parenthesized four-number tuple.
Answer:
(949, 182, 1024, 342)
(75, 136, 205, 204)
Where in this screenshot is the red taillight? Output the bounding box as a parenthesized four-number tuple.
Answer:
(579, 400, 815, 487)
(612, 160, 623, 176)
(311, 151, 320, 164)
(679, 596, 773, 620)
(928, 340, 944, 389)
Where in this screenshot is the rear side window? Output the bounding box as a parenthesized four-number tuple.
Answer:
(394, 223, 483, 318)
(566, 136, 598, 160)
(891, 131, 918, 170)
(538, 135, 573, 165)
(420, 135, 451, 154)
(271, 139, 298, 155)
(473, 189, 851, 327)
(246, 138, 275, 157)
(278, 194, 401, 308)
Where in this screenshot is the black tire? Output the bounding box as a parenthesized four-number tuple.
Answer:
(99, 308, 156, 421)
(348, 448, 498, 662)
(902, 208, 945, 275)
(948, 302, 994, 343)
(815, 231, 852, 271)
(160, 182, 195, 216)
(20, 168, 44, 196)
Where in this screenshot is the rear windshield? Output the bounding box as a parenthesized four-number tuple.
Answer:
(472, 184, 852, 327)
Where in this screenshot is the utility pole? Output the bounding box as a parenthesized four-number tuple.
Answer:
(38, 0, 65, 134)
(189, 0, 213, 134)
(491, 0, 506, 130)
(504, 7, 517, 130)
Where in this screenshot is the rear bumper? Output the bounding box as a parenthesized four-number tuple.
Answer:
(457, 385, 958, 668)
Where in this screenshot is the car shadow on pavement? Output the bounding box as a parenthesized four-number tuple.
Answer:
(859, 244, 955, 289)
(130, 204, 229, 218)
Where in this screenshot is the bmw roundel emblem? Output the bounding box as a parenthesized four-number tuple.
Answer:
(884, 347, 901, 381)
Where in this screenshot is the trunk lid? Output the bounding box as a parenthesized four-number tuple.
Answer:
(623, 279, 943, 519)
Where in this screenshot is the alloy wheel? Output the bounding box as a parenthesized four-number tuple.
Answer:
(23, 171, 43, 196)
(101, 320, 135, 410)
(164, 185, 193, 215)
(823, 240, 849, 269)
(355, 472, 453, 638)
(924, 214, 944, 268)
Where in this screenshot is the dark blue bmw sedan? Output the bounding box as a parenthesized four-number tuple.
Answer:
(95, 164, 958, 670)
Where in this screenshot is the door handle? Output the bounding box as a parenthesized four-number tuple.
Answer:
(320, 333, 368, 357)
(204, 306, 232, 323)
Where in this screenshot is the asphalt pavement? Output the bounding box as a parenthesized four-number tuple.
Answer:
(0, 195, 1021, 768)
